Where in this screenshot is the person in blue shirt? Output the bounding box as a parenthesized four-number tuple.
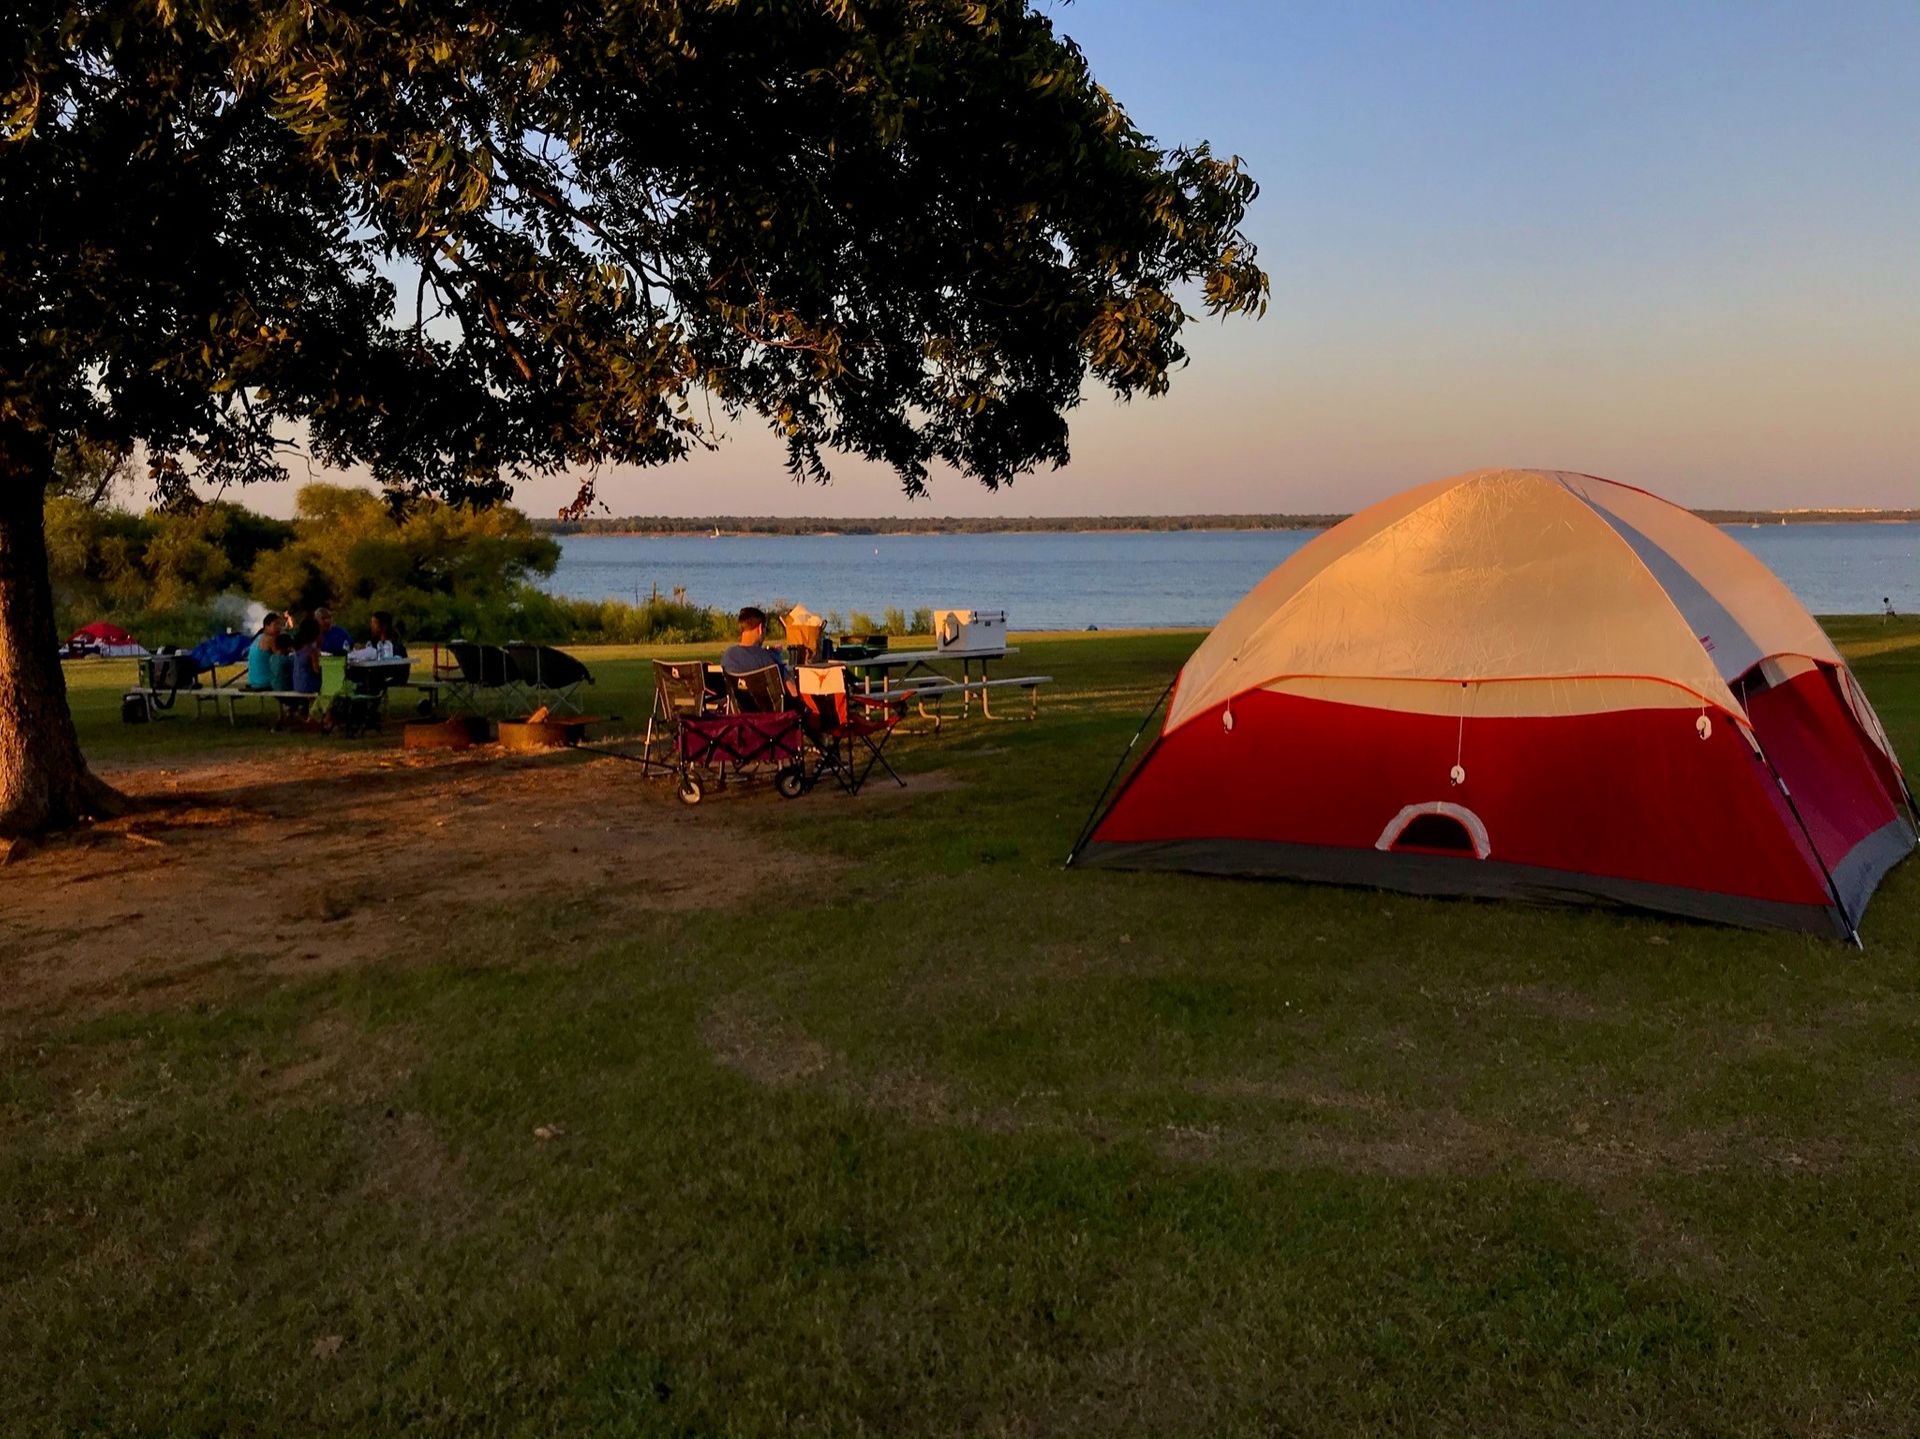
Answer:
(720, 606, 796, 703)
(312, 604, 352, 657)
(246, 612, 284, 689)
(288, 617, 324, 695)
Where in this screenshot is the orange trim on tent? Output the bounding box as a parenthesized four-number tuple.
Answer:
(1167, 670, 1756, 736)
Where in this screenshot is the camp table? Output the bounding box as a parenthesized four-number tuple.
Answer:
(341, 656, 415, 691)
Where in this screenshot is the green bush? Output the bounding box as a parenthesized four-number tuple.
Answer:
(843, 606, 930, 636)
(507, 591, 730, 645)
(247, 485, 562, 640)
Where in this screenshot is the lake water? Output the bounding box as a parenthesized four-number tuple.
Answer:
(546, 523, 1917, 630)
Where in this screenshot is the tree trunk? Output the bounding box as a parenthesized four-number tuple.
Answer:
(0, 471, 123, 838)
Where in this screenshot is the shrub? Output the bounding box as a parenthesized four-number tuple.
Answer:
(505, 590, 731, 645)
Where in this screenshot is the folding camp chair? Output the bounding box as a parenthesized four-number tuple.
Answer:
(797, 664, 907, 795)
(321, 659, 410, 738)
(725, 663, 790, 715)
(643, 659, 710, 776)
(506, 643, 594, 713)
(444, 640, 528, 714)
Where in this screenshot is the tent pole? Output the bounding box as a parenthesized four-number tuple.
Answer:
(1751, 736, 1862, 949)
(1065, 671, 1179, 868)
(1894, 768, 1920, 836)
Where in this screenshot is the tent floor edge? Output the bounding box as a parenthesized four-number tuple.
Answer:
(1826, 815, 1918, 931)
(1073, 836, 1862, 940)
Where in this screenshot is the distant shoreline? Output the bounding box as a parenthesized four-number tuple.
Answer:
(538, 509, 1919, 538)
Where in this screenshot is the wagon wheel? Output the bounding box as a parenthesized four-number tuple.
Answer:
(775, 766, 806, 799)
(677, 775, 704, 806)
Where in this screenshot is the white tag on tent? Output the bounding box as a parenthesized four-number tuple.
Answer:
(1696, 714, 1712, 740)
(1449, 764, 1466, 786)
(1222, 707, 1235, 733)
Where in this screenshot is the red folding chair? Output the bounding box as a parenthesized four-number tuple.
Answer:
(797, 664, 907, 795)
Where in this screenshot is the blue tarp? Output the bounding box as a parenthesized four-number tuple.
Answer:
(190, 632, 252, 673)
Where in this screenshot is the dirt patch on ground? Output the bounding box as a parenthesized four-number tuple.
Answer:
(0, 743, 837, 1022)
(703, 994, 969, 1127)
(251, 1013, 419, 1106)
(703, 995, 838, 1089)
(700, 999, 1908, 1190)
(359, 1108, 470, 1221)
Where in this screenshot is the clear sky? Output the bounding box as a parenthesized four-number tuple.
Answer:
(244, 1, 1919, 518)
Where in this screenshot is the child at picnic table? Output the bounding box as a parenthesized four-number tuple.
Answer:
(288, 617, 324, 696)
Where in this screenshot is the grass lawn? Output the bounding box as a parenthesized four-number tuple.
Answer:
(5, 620, 1919, 1436)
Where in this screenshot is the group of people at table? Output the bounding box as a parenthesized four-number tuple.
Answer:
(245, 604, 407, 696)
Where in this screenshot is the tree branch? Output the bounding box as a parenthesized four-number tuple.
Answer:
(427, 242, 536, 382)
(477, 132, 669, 320)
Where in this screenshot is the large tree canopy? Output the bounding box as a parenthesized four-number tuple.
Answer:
(0, 0, 1267, 836)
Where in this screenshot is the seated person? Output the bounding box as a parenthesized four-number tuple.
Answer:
(367, 610, 407, 658)
(288, 617, 324, 695)
(720, 606, 796, 707)
(313, 604, 352, 657)
(270, 634, 295, 691)
(246, 611, 285, 690)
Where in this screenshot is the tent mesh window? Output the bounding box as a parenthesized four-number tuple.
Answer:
(1391, 812, 1478, 855)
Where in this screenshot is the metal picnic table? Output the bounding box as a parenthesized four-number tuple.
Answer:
(832, 645, 1050, 722)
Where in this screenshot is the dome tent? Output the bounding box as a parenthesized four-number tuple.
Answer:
(64, 621, 148, 658)
(1069, 469, 1915, 941)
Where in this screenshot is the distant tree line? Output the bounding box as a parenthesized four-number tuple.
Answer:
(1691, 509, 1920, 525)
(539, 514, 1350, 536)
(540, 508, 1917, 536)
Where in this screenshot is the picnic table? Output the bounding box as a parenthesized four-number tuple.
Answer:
(134, 655, 418, 726)
(831, 645, 1051, 722)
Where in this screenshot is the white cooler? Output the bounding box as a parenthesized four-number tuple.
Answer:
(933, 609, 1007, 653)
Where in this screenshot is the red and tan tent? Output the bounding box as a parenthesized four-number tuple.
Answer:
(1071, 468, 1915, 939)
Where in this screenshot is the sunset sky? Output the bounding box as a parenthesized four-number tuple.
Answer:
(250, 1, 1918, 519)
